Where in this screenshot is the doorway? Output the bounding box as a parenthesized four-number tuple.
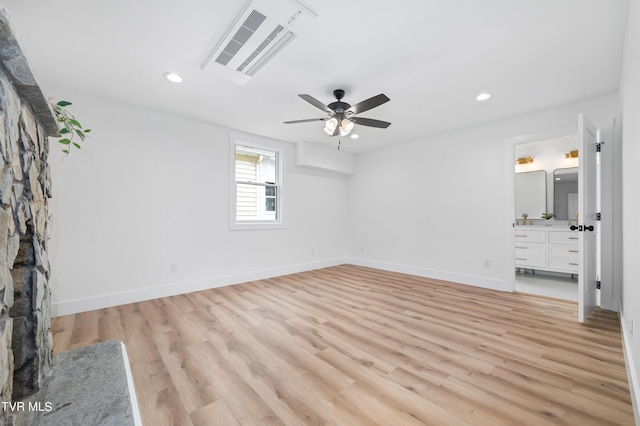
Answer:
(509, 130, 580, 301)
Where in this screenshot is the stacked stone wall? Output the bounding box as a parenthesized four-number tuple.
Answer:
(0, 6, 58, 425)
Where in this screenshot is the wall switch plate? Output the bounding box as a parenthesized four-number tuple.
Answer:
(169, 263, 178, 273)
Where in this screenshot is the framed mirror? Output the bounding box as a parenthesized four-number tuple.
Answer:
(553, 167, 578, 220)
(515, 170, 546, 220)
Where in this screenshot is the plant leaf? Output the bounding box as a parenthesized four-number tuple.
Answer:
(58, 128, 70, 135)
(56, 100, 72, 107)
(84, 129, 92, 133)
(69, 119, 82, 128)
(59, 138, 71, 145)
(73, 143, 81, 149)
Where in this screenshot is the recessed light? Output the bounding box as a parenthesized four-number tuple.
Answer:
(164, 72, 183, 83)
(476, 92, 491, 101)
(350, 134, 360, 139)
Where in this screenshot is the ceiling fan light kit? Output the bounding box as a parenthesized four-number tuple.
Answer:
(285, 89, 391, 139)
(339, 118, 354, 136)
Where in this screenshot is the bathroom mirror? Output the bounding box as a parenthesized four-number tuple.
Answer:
(553, 167, 578, 220)
(515, 170, 546, 220)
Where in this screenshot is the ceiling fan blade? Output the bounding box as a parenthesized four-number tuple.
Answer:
(299, 94, 333, 113)
(347, 94, 390, 115)
(350, 117, 391, 128)
(284, 118, 327, 124)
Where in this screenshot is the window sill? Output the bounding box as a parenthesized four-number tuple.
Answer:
(229, 221, 286, 231)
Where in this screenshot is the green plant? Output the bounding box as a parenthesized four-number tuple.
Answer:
(52, 100, 91, 155)
(541, 213, 555, 220)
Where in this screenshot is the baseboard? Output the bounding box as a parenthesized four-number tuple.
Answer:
(619, 302, 640, 425)
(51, 258, 346, 317)
(346, 257, 507, 292)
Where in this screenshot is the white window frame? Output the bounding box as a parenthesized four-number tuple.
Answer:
(229, 132, 285, 230)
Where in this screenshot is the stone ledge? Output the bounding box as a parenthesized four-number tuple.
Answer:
(14, 340, 141, 426)
(0, 6, 58, 137)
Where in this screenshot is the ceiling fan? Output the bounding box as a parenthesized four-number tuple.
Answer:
(284, 89, 391, 137)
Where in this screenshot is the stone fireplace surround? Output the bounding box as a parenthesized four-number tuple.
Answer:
(0, 7, 59, 426)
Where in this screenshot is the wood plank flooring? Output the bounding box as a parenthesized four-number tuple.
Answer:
(51, 265, 634, 425)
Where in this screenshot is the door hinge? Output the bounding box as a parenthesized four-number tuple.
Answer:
(596, 212, 601, 221)
(597, 142, 604, 152)
(596, 280, 601, 289)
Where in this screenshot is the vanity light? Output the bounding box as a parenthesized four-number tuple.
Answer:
(564, 150, 578, 159)
(515, 156, 535, 173)
(476, 92, 491, 101)
(564, 150, 578, 166)
(164, 72, 183, 83)
(515, 156, 534, 165)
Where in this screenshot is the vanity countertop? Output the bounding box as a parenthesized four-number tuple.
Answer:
(515, 225, 574, 230)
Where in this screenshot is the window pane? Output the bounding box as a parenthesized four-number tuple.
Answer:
(265, 186, 276, 212)
(235, 146, 276, 184)
(236, 183, 277, 221)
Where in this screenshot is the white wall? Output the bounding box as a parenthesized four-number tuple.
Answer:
(347, 93, 619, 292)
(620, 0, 640, 419)
(47, 89, 350, 316)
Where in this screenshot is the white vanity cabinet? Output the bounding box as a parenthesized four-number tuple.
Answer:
(515, 226, 579, 274)
(515, 229, 546, 268)
(548, 230, 580, 272)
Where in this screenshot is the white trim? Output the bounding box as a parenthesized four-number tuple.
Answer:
(346, 257, 508, 292)
(51, 258, 345, 317)
(120, 342, 143, 426)
(619, 302, 640, 425)
(229, 131, 285, 230)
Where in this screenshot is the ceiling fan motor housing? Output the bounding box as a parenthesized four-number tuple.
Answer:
(329, 89, 350, 114)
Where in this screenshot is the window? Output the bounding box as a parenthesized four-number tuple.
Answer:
(230, 134, 283, 230)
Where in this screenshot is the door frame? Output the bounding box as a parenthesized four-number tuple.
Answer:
(504, 125, 577, 293)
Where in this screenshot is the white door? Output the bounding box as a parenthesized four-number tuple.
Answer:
(578, 113, 598, 322)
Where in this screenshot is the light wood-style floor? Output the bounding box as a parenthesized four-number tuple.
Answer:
(51, 265, 634, 425)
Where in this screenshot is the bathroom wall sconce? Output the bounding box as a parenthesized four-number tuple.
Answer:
(515, 156, 534, 165)
(565, 150, 578, 159)
(564, 150, 579, 166)
(515, 156, 535, 173)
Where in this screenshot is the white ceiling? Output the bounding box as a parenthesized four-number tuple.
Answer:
(2, 0, 630, 153)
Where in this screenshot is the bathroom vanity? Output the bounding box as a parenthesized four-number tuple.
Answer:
(514, 226, 579, 274)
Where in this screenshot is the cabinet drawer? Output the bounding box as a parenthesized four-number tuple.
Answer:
(515, 242, 546, 267)
(549, 256, 579, 272)
(549, 231, 579, 245)
(549, 244, 580, 257)
(514, 230, 546, 243)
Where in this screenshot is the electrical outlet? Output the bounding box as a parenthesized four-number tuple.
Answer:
(482, 259, 492, 269)
(169, 263, 178, 273)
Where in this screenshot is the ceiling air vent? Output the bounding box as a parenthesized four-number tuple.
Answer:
(202, 0, 316, 85)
